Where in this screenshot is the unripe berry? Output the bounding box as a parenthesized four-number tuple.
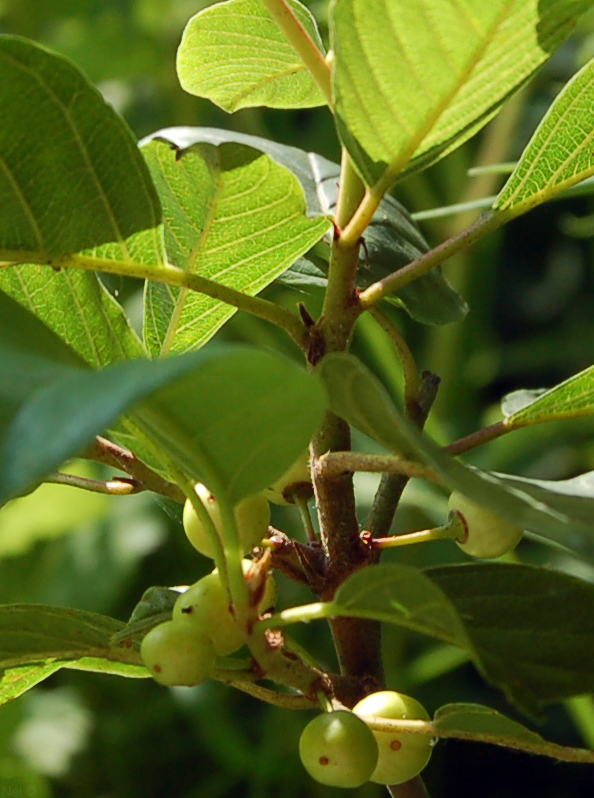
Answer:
(173, 560, 276, 656)
(140, 619, 216, 686)
(299, 710, 378, 788)
(353, 691, 432, 785)
(448, 491, 523, 558)
(183, 485, 270, 558)
(263, 451, 313, 505)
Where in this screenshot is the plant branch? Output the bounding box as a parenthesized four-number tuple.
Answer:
(364, 716, 594, 763)
(368, 306, 421, 413)
(319, 451, 439, 483)
(44, 471, 143, 496)
(445, 420, 508, 456)
(366, 372, 440, 539)
(223, 679, 314, 709)
(83, 436, 185, 502)
(0, 252, 309, 350)
(357, 210, 507, 309)
(260, 0, 332, 107)
(370, 515, 464, 550)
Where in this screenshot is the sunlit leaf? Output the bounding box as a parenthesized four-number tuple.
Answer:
(0, 35, 163, 264)
(495, 57, 594, 214)
(142, 138, 330, 355)
(0, 268, 145, 366)
(331, 0, 590, 189)
(143, 127, 467, 326)
(177, 0, 326, 111)
(503, 364, 594, 428)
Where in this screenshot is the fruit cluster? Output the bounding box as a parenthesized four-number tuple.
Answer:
(141, 559, 276, 685)
(299, 692, 433, 787)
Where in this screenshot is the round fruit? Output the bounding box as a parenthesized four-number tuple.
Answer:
(173, 560, 276, 656)
(448, 491, 523, 559)
(183, 485, 270, 558)
(140, 619, 216, 686)
(263, 451, 313, 505)
(298, 710, 379, 788)
(353, 691, 432, 785)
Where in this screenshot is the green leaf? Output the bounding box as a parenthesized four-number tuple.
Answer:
(331, 564, 472, 650)
(144, 128, 467, 326)
(141, 138, 330, 355)
(503, 364, 594, 428)
(133, 347, 326, 502)
(0, 663, 63, 708)
(0, 604, 141, 670)
(0, 344, 326, 506)
(0, 268, 145, 366)
(434, 703, 544, 743)
(495, 57, 594, 214)
(0, 35, 163, 264)
(331, 0, 590, 189)
(177, 0, 326, 111)
(429, 563, 594, 711)
(317, 353, 594, 553)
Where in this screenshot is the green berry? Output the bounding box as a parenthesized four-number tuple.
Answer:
(140, 619, 216, 686)
(263, 451, 313, 505)
(353, 691, 432, 785)
(299, 710, 378, 788)
(183, 485, 270, 558)
(173, 560, 276, 656)
(448, 491, 523, 559)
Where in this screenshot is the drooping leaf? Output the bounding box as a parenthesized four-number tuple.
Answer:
(434, 703, 545, 744)
(495, 57, 594, 214)
(331, 564, 472, 650)
(177, 0, 326, 111)
(0, 657, 148, 708)
(317, 353, 594, 553)
(0, 663, 63, 708)
(0, 344, 326, 506)
(0, 35, 163, 264)
(330, 0, 591, 189)
(431, 703, 594, 761)
(429, 563, 594, 712)
(0, 268, 145, 366)
(0, 604, 142, 671)
(133, 347, 326, 502)
(141, 138, 330, 355)
(502, 364, 594, 428)
(143, 128, 467, 326)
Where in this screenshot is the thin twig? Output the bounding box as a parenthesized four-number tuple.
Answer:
(44, 472, 142, 496)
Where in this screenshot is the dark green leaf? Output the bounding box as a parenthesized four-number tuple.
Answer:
(331, 564, 472, 650)
(317, 353, 594, 553)
(0, 344, 326, 506)
(143, 128, 467, 326)
(429, 563, 594, 712)
(177, 0, 326, 111)
(0, 35, 163, 263)
(141, 137, 329, 355)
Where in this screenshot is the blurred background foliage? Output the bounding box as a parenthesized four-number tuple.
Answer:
(1, 1, 594, 796)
